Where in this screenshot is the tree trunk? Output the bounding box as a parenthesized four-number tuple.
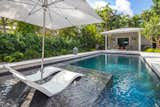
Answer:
(1, 17, 7, 33)
(152, 36, 157, 48)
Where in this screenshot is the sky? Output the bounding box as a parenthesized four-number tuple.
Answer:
(87, 0, 153, 16)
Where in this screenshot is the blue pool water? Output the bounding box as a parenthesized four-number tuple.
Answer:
(72, 54, 160, 107)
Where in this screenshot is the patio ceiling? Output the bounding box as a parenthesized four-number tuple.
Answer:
(101, 28, 143, 35)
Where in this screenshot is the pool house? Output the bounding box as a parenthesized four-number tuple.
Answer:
(101, 28, 152, 51)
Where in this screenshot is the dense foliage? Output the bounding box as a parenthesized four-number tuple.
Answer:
(0, 0, 160, 62)
(0, 30, 103, 62)
(142, 0, 160, 46)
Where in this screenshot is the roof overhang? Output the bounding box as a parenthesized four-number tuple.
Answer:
(101, 28, 144, 35)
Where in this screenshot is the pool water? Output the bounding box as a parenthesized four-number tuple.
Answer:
(72, 54, 160, 107)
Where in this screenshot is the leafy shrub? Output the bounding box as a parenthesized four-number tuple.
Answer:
(24, 49, 41, 59)
(11, 52, 24, 61)
(4, 56, 15, 62)
(0, 58, 2, 62)
(154, 49, 160, 53)
(45, 51, 54, 57)
(60, 49, 71, 55)
(0, 29, 101, 62)
(144, 48, 160, 53)
(145, 48, 155, 52)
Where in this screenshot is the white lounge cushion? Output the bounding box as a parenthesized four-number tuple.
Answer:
(40, 70, 84, 96)
(26, 66, 61, 81)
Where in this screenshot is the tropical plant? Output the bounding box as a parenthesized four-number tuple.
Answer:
(143, 15, 160, 38)
(15, 21, 40, 34)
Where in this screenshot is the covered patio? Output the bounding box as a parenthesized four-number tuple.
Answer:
(101, 28, 144, 51)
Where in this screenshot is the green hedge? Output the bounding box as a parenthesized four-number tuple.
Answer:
(0, 33, 101, 62)
(144, 48, 160, 53)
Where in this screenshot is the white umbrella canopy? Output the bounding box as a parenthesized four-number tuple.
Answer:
(0, 0, 102, 29)
(0, 0, 103, 80)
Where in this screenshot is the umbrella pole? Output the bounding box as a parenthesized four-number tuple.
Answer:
(41, 5, 47, 80)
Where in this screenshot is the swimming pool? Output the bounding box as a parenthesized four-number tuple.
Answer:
(72, 54, 160, 107)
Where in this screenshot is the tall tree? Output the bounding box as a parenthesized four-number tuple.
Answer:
(143, 15, 160, 38)
(130, 15, 142, 27)
(97, 5, 114, 30)
(152, 0, 160, 14)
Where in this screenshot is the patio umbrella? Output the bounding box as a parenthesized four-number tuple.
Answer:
(0, 0, 103, 80)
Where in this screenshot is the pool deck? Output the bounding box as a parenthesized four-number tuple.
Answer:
(140, 52, 160, 77)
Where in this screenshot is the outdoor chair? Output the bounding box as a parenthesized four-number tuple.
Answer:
(4, 65, 84, 97)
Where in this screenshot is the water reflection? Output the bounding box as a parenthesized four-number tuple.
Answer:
(72, 54, 160, 107)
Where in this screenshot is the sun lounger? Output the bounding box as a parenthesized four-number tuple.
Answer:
(4, 65, 84, 97)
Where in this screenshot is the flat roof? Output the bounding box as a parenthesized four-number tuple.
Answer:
(101, 28, 144, 35)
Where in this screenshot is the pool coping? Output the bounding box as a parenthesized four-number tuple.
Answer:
(0, 50, 160, 78)
(0, 51, 101, 74)
(140, 52, 160, 78)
